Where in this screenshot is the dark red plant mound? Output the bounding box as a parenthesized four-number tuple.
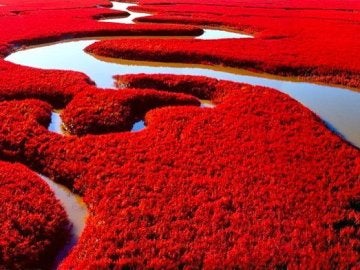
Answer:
(60, 78, 359, 268)
(61, 88, 200, 135)
(0, 99, 52, 160)
(115, 73, 220, 100)
(0, 75, 358, 268)
(0, 161, 70, 269)
(0, 61, 96, 107)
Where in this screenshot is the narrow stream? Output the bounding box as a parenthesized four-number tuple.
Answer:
(99, 2, 151, 24)
(100, 1, 252, 39)
(39, 174, 88, 269)
(6, 40, 360, 148)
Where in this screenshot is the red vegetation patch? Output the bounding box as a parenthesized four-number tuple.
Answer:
(0, 161, 70, 269)
(0, 61, 95, 107)
(0, 75, 359, 268)
(115, 73, 220, 100)
(61, 88, 200, 135)
(0, 3, 202, 49)
(0, 99, 51, 160)
(87, 34, 360, 88)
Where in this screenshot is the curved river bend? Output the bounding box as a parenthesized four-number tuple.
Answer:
(3, 0, 360, 267)
(6, 2, 360, 149)
(7, 41, 360, 149)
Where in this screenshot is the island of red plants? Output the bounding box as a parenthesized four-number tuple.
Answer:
(0, 0, 359, 268)
(0, 161, 69, 269)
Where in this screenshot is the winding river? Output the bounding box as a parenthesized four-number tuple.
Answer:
(3, 0, 360, 267)
(6, 2, 360, 149)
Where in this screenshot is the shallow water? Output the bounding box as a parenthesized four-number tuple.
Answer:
(197, 29, 253, 39)
(6, 40, 360, 148)
(49, 106, 147, 134)
(39, 174, 88, 268)
(99, 2, 151, 24)
(200, 100, 216, 108)
(48, 111, 64, 134)
(132, 120, 146, 132)
(101, 1, 252, 40)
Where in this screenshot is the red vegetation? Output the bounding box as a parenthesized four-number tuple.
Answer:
(0, 2, 202, 51)
(0, 0, 359, 268)
(0, 99, 52, 160)
(0, 61, 95, 107)
(61, 88, 200, 135)
(83, 0, 360, 89)
(0, 161, 70, 269)
(115, 73, 227, 100)
(0, 74, 359, 268)
(87, 33, 360, 88)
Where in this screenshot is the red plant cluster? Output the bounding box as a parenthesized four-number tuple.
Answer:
(61, 88, 199, 135)
(0, 0, 359, 268)
(82, 0, 360, 89)
(0, 161, 70, 269)
(0, 99, 52, 160)
(87, 32, 360, 88)
(0, 2, 202, 51)
(0, 74, 359, 268)
(0, 61, 95, 108)
(115, 73, 220, 100)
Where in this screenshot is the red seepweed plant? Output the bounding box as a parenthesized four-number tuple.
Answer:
(0, 0, 359, 268)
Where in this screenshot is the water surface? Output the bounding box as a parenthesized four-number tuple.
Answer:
(6, 40, 360, 148)
(101, 1, 253, 40)
(200, 100, 216, 108)
(132, 120, 146, 132)
(39, 174, 88, 268)
(99, 2, 151, 24)
(197, 29, 253, 39)
(48, 111, 64, 134)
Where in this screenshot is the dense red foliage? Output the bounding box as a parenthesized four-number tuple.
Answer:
(0, 0, 359, 268)
(87, 33, 360, 88)
(132, 0, 360, 89)
(0, 2, 202, 51)
(0, 161, 70, 269)
(61, 88, 199, 135)
(0, 75, 359, 268)
(0, 61, 95, 107)
(0, 99, 52, 160)
(115, 74, 220, 100)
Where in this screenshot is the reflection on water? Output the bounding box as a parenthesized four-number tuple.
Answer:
(132, 120, 146, 132)
(39, 174, 88, 268)
(99, 2, 151, 24)
(5, 39, 360, 148)
(200, 99, 216, 108)
(197, 29, 253, 40)
(48, 111, 64, 134)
